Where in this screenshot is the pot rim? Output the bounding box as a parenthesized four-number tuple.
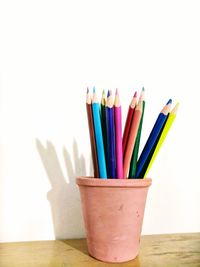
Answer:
(76, 176, 152, 188)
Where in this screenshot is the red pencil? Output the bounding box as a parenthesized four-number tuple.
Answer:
(86, 88, 99, 177)
(122, 91, 137, 157)
(123, 100, 142, 178)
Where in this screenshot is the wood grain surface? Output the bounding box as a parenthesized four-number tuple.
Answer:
(0, 233, 200, 267)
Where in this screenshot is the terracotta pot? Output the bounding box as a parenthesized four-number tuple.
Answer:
(76, 177, 152, 263)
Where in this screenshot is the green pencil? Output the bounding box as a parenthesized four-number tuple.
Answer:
(129, 87, 145, 178)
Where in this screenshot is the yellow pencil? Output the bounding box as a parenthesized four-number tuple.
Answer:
(144, 102, 179, 178)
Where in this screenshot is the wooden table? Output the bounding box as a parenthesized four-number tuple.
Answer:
(0, 233, 200, 267)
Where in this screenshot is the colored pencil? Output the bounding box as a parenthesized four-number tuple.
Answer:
(129, 87, 145, 178)
(135, 99, 172, 178)
(123, 100, 142, 178)
(106, 90, 116, 178)
(143, 102, 179, 178)
(122, 91, 137, 157)
(100, 90, 107, 170)
(114, 89, 123, 178)
(86, 88, 99, 177)
(92, 88, 107, 178)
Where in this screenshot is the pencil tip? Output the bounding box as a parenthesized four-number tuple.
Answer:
(166, 99, 172, 105)
(134, 91, 137, 97)
(115, 88, 119, 95)
(172, 102, 180, 114)
(107, 90, 110, 97)
(87, 87, 89, 93)
(93, 86, 96, 93)
(174, 102, 180, 109)
(142, 87, 145, 91)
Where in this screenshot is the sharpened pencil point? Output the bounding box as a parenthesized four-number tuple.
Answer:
(101, 90, 106, 105)
(171, 102, 179, 114)
(139, 87, 145, 102)
(107, 90, 110, 97)
(93, 86, 96, 93)
(166, 99, 172, 105)
(134, 91, 137, 97)
(86, 88, 91, 104)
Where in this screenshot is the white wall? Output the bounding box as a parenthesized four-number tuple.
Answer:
(0, 0, 200, 242)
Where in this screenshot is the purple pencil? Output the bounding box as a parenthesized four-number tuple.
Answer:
(114, 89, 123, 178)
(106, 90, 116, 178)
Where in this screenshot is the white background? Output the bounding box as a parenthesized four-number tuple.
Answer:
(0, 0, 200, 242)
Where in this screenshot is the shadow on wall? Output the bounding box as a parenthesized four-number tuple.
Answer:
(36, 138, 88, 239)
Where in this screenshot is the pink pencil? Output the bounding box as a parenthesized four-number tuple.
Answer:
(114, 89, 123, 178)
(123, 100, 142, 178)
(122, 91, 137, 156)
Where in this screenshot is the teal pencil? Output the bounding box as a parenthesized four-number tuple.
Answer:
(92, 88, 107, 178)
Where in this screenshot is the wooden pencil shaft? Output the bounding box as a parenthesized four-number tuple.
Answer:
(123, 109, 142, 178)
(114, 105, 123, 178)
(136, 110, 169, 178)
(86, 103, 99, 177)
(106, 106, 116, 178)
(144, 110, 177, 178)
(129, 101, 145, 178)
(92, 103, 107, 178)
(123, 106, 134, 155)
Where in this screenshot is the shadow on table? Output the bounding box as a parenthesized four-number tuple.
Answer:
(62, 238, 88, 255)
(62, 239, 141, 266)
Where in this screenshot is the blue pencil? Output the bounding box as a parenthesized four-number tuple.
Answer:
(106, 90, 116, 178)
(92, 88, 107, 178)
(135, 99, 172, 178)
